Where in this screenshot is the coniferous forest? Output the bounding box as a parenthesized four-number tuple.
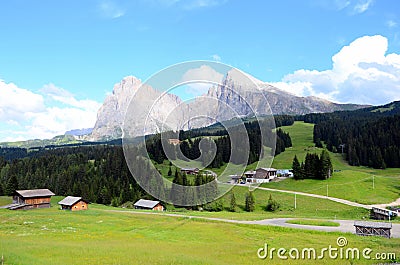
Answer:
(302, 101, 400, 169)
(0, 116, 293, 207)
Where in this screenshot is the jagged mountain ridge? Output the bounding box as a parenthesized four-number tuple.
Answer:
(89, 72, 367, 141)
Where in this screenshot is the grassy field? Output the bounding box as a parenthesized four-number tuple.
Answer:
(262, 122, 400, 205)
(0, 201, 399, 265)
(286, 219, 340, 227)
(169, 186, 370, 221)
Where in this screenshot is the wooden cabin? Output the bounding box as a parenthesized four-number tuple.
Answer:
(58, 196, 89, 211)
(10, 189, 55, 210)
(134, 199, 164, 211)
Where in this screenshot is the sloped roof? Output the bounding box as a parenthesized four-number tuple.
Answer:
(354, 221, 392, 229)
(180, 168, 199, 171)
(134, 199, 160, 209)
(58, 196, 86, 206)
(15, 189, 55, 198)
(257, 167, 277, 171)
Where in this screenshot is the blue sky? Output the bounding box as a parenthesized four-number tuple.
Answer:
(0, 0, 399, 141)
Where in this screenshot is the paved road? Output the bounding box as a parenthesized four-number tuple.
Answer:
(108, 210, 400, 238)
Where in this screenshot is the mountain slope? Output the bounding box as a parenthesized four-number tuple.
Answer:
(89, 72, 368, 140)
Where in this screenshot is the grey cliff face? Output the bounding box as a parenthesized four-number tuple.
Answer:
(90, 73, 366, 140)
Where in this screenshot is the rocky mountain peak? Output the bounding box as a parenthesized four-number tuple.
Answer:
(89, 72, 368, 141)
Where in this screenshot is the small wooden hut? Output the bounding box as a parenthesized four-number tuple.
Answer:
(134, 199, 164, 211)
(8, 189, 55, 210)
(58, 196, 89, 211)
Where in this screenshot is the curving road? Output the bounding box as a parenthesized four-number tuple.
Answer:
(107, 210, 400, 238)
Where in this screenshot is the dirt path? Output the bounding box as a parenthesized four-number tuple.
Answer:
(230, 183, 400, 210)
(371, 197, 400, 209)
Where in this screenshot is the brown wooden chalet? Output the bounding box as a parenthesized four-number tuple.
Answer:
(8, 189, 55, 210)
(134, 199, 164, 211)
(58, 196, 89, 211)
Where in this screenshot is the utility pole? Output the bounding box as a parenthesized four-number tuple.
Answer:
(373, 175, 375, 190)
(326, 184, 329, 197)
(339, 144, 345, 156)
(294, 193, 297, 209)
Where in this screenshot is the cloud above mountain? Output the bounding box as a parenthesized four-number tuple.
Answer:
(0, 81, 101, 141)
(271, 35, 400, 105)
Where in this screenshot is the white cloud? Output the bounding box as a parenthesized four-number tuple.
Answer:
(271, 35, 400, 105)
(181, 65, 224, 95)
(211, 54, 221, 61)
(0, 81, 101, 141)
(0, 81, 45, 122)
(41, 83, 101, 112)
(353, 0, 373, 14)
(181, 65, 224, 84)
(316, 0, 374, 15)
(98, 1, 125, 19)
(183, 0, 227, 10)
(332, 0, 351, 10)
(386, 20, 397, 28)
(150, 0, 227, 10)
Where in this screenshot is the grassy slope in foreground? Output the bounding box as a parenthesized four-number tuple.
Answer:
(0, 203, 399, 265)
(263, 121, 400, 205)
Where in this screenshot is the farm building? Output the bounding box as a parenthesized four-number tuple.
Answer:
(7, 189, 55, 210)
(246, 168, 277, 183)
(134, 199, 164, 211)
(180, 167, 199, 175)
(58, 196, 89, 211)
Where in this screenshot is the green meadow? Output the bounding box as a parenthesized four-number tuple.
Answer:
(262, 122, 400, 205)
(1, 121, 400, 264)
(0, 201, 399, 265)
(167, 186, 370, 221)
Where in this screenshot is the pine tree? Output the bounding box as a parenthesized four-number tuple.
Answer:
(5, 175, 18, 196)
(320, 150, 333, 179)
(292, 155, 301, 180)
(245, 191, 255, 212)
(167, 166, 172, 176)
(0, 182, 3, 196)
(229, 192, 237, 212)
(266, 194, 280, 212)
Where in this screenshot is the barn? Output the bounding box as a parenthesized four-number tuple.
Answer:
(58, 196, 89, 211)
(8, 189, 55, 210)
(134, 199, 164, 211)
